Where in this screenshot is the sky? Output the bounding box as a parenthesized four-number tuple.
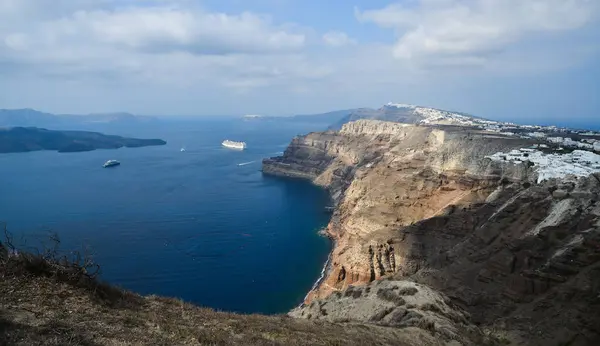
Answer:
(0, 0, 598, 124)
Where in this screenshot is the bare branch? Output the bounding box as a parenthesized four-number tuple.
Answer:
(2, 222, 16, 252)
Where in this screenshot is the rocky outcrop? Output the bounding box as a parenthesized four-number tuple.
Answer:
(263, 119, 600, 345)
(290, 280, 487, 345)
(339, 119, 415, 136)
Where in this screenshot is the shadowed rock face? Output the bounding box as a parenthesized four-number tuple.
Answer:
(264, 119, 600, 345)
(407, 175, 600, 346)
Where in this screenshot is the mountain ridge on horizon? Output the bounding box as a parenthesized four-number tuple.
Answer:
(2, 104, 598, 132)
(0, 108, 158, 129)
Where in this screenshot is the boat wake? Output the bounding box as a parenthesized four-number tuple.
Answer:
(237, 161, 257, 166)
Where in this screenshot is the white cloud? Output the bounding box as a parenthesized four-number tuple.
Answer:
(2, 5, 305, 57)
(0, 0, 314, 95)
(322, 31, 356, 47)
(357, 0, 599, 66)
(90, 8, 304, 54)
(0, 0, 598, 119)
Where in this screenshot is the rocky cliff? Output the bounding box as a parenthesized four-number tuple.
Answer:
(263, 119, 600, 345)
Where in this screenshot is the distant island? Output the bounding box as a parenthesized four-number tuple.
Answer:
(0, 108, 158, 129)
(240, 109, 356, 125)
(0, 127, 166, 153)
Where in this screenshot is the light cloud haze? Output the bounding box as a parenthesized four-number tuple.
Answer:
(322, 31, 357, 47)
(0, 0, 598, 124)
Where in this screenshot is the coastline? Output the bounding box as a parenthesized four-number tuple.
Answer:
(300, 228, 336, 307)
(261, 153, 343, 310)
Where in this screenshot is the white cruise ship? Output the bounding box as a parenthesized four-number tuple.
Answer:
(103, 159, 120, 168)
(222, 140, 247, 150)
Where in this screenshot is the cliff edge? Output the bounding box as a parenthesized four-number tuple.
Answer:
(263, 119, 600, 345)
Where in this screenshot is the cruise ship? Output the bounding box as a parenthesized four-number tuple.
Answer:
(222, 140, 247, 150)
(103, 159, 120, 168)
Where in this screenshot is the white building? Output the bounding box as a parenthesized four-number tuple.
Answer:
(486, 149, 600, 183)
(563, 138, 578, 147)
(577, 142, 594, 150)
(527, 132, 547, 138)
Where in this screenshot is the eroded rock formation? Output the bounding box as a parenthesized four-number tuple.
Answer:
(263, 119, 600, 345)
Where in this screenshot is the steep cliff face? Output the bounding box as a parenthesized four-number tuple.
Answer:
(264, 120, 534, 299)
(263, 119, 600, 345)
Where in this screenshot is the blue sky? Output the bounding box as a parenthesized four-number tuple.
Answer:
(0, 0, 598, 126)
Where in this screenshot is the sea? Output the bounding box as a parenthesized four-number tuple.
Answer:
(0, 118, 333, 314)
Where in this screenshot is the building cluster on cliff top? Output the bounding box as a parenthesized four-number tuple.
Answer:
(383, 103, 600, 184)
(486, 149, 600, 183)
(386, 103, 600, 152)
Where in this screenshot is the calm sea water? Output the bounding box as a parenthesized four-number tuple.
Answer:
(0, 119, 332, 314)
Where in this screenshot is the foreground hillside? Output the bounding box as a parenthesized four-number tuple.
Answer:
(264, 120, 600, 345)
(0, 242, 493, 345)
(0, 127, 166, 153)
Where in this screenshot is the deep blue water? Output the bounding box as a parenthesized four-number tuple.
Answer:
(0, 119, 332, 314)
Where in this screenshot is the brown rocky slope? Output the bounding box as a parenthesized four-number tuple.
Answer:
(263, 119, 600, 345)
(0, 238, 479, 346)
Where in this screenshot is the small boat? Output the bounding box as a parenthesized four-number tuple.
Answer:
(103, 160, 120, 168)
(222, 140, 247, 150)
(180, 147, 186, 152)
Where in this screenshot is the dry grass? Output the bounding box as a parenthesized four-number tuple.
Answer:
(0, 246, 425, 346)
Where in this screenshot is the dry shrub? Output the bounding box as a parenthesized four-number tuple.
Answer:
(1, 223, 141, 309)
